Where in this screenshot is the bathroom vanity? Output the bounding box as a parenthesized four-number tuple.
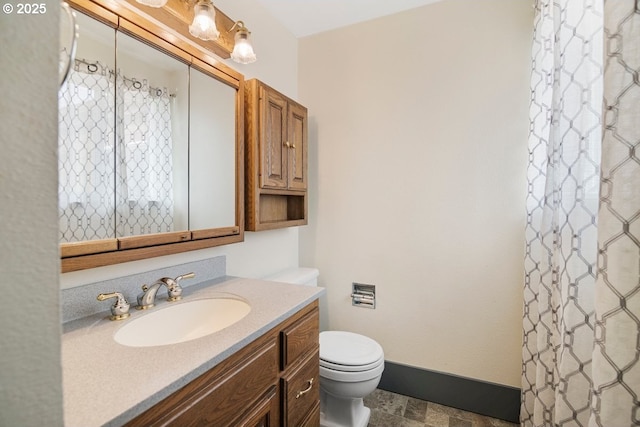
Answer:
(62, 277, 323, 426)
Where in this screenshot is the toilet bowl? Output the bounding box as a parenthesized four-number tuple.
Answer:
(265, 268, 384, 427)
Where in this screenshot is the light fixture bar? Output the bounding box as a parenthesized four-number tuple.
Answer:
(135, 0, 168, 8)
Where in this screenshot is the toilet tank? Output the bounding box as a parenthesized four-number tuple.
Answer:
(265, 268, 319, 286)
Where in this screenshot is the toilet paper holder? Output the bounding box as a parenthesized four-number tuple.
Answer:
(351, 283, 376, 309)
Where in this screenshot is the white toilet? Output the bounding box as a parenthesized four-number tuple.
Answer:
(266, 268, 384, 427)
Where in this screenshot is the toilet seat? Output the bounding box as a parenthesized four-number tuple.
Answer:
(320, 358, 385, 382)
(320, 356, 383, 372)
(319, 331, 384, 382)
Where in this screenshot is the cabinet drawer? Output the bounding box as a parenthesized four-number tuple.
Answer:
(281, 351, 320, 427)
(280, 307, 319, 370)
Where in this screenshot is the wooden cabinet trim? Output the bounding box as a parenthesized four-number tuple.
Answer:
(65, 0, 118, 25)
(118, 17, 192, 64)
(61, 234, 242, 272)
(191, 226, 240, 240)
(60, 239, 118, 258)
(118, 231, 191, 250)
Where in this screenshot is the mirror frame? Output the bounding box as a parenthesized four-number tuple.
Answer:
(61, 0, 245, 273)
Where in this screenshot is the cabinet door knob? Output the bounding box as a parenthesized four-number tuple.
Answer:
(295, 377, 314, 399)
(291, 144, 296, 149)
(284, 141, 290, 148)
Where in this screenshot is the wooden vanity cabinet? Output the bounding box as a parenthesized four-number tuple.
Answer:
(125, 301, 320, 427)
(245, 79, 308, 231)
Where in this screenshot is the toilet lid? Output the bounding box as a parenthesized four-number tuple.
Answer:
(320, 331, 384, 368)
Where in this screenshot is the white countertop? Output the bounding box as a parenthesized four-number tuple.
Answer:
(62, 277, 323, 427)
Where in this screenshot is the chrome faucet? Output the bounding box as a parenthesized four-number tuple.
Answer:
(136, 272, 195, 310)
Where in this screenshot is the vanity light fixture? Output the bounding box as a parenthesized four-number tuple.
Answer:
(133, 0, 254, 61)
(189, 0, 220, 41)
(135, 0, 168, 8)
(230, 21, 257, 64)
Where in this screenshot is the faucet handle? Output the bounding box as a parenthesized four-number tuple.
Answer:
(176, 272, 196, 282)
(166, 272, 196, 302)
(97, 292, 130, 321)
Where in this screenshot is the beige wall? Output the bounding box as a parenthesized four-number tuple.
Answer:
(0, 4, 64, 425)
(298, 0, 533, 387)
(60, 0, 302, 289)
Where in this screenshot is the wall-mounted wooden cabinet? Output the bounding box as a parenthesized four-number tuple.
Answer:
(245, 79, 308, 231)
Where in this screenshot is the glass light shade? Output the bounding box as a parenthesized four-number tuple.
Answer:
(135, 0, 168, 7)
(189, 0, 219, 41)
(230, 28, 257, 64)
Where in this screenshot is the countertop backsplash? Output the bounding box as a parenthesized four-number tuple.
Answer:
(61, 255, 227, 323)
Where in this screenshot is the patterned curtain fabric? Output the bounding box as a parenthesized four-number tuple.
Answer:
(116, 76, 174, 237)
(58, 61, 174, 242)
(522, 1, 640, 426)
(592, 1, 640, 425)
(58, 60, 116, 242)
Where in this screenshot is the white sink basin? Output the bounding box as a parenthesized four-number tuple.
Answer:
(114, 298, 251, 347)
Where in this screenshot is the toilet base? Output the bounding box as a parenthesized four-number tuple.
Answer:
(319, 390, 371, 427)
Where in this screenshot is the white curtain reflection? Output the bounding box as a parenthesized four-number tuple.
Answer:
(58, 59, 175, 242)
(116, 75, 174, 237)
(58, 59, 116, 242)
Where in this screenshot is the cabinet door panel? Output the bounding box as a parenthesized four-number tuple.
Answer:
(126, 340, 277, 426)
(287, 102, 307, 190)
(302, 401, 321, 427)
(236, 386, 278, 427)
(260, 88, 288, 189)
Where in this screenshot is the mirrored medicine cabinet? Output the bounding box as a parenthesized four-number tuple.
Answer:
(59, 0, 244, 272)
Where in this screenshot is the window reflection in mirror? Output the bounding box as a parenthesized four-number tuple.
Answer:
(58, 12, 116, 243)
(189, 67, 236, 230)
(115, 32, 189, 237)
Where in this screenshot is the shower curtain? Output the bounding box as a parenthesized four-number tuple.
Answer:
(522, 1, 640, 426)
(58, 60, 174, 242)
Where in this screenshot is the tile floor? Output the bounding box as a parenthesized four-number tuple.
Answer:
(364, 389, 518, 427)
